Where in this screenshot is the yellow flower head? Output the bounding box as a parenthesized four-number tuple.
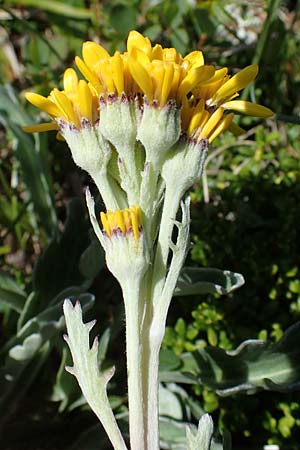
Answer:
(100, 205, 142, 241)
(74, 30, 214, 109)
(23, 69, 99, 133)
(24, 30, 273, 142)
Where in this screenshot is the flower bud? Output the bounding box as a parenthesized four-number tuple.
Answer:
(60, 120, 111, 175)
(162, 137, 208, 199)
(137, 100, 181, 169)
(100, 205, 150, 285)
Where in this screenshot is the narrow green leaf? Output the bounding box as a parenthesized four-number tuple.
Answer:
(4, 0, 93, 19)
(0, 271, 26, 313)
(0, 85, 57, 235)
(159, 371, 198, 385)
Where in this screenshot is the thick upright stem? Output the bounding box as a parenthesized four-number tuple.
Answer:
(141, 187, 181, 450)
(144, 328, 162, 450)
(123, 281, 145, 450)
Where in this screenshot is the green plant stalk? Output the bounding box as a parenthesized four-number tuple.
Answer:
(140, 187, 181, 450)
(144, 322, 162, 450)
(122, 279, 145, 450)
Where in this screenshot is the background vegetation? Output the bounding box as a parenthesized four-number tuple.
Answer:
(0, 0, 300, 449)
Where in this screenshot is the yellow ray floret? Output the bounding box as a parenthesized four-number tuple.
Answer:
(182, 50, 204, 70)
(24, 68, 99, 131)
(182, 100, 235, 144)
(127, 30, 152, 56)
(222, 100, 273, 117)
(24, 29, 273, 143)
(22, 122, 59, 133)
(100, 205, 142, 241)
(211, 64, 258, 104)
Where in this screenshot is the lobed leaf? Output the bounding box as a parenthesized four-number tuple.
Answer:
(181, 322, 300, 395)
(174, 267, 244, 296)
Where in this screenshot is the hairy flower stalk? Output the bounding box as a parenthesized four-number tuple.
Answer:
(24, 30, 273, 450)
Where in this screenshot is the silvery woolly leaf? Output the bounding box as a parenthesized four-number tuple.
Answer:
(175, 267, 244, 297)
(186, 414, 213, 450)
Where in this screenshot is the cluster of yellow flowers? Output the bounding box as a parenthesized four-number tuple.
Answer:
(24, 30, 272, 144)
(100, 205, 141, 241)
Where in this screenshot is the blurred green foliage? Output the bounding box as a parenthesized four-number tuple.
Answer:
(1, 0, 300, 449)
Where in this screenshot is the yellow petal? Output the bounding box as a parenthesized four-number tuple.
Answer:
(192, 68, 229, 100)
(213, 64, 258, 103)
(111, 51, 124, 95)
(128, 58, 153, 101)
(100, 212, 111, 236)
(82, 41, 110, 67)
(198, 109, 210, 130)
(201, 107, 224, 139)
(78, 80, 92, 122)
(63, 68, 78, 94)
(98, 60, 115, 94)
(75, 56, 103, 95)
(150, 62, 164, 103)
(127, 30, 152, 55)
(177, 65, 215, 100)
(160, 63, 174, 106)
(169, 64, 182, 98)
(163, 47, 182, 63)
(151, 44, 164, 61)
(22, 122, 59, 133)
(223, 100, 274, 117)
(129, 46, 151, 66)
(51, 89, 79, 127)
(201, 67, 228, 86)
(25, 92, 61, 117)
(123, 209, 131, 232)
(130, 208, 139, 240)
(208, 113, 234, 143)
(116, 210, 125, 234)
(183, 50, 204, 69)
(187, 99, 205, 135)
